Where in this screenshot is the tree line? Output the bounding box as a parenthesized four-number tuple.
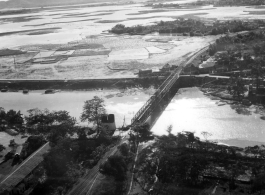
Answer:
(0, 96, 123, 195)
(110, 19, 265, 36)
(135, 128, 265, 195)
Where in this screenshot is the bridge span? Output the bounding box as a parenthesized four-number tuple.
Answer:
(66, 45, 210, 195)
(131, 46, 209, 126)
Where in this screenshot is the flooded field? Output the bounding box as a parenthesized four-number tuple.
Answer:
(1, 4, 265, 48)
(1, 3, 265, 79)
(152, 87, 265, 147)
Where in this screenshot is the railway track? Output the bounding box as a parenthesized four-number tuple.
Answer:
(67, 144, 119, 195)
(67, 45, 210, 195)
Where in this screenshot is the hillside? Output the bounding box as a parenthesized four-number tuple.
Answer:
(0, 0, 145, 9)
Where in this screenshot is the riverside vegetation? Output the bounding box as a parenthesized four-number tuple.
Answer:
(134, 128, 265, 195)
(110, 19, 265, 36)
(0, 97, 121, 195)
(1, 95, 265, 195)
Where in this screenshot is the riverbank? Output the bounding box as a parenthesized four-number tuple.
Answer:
(133, 132, 265, 195)
(0, 77, 164, 90)
(200, 85, 265, 119)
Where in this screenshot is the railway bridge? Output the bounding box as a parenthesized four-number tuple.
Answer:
(67, 45, 210, 195)
(131, 46, 209, 126)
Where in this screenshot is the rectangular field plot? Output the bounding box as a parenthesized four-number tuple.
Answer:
(51, 50, 75, 56)
(33, 51, 55, 59)
(108, 48, 149, 60)
(72, 49, 110, 56)
(145, 46, 166, 54)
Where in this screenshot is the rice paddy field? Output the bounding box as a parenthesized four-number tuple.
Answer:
(1, 1, 265, 79)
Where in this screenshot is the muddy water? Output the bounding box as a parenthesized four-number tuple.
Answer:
(152, 87, 265, 147)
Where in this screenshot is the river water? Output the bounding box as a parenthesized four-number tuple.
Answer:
(0, 88, 151, 158)
(152, 87, 265, 147)
(0, 88, 151, 159)
(0, 89, 151, 128)
(1, 87, 265, 148)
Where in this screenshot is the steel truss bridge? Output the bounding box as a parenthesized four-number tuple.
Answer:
(131, 46, 209, 125)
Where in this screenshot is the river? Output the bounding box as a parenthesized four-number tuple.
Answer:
(0, 88, 151, 154)
(1, 87, 264, 148)
(152, 87, 265, 147)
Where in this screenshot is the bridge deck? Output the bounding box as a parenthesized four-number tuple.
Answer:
(131, 46, 209, 125)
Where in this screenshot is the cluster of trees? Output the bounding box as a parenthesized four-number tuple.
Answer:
(0, 96, 123, 195)
(25, 109, 77, 143)
(21, 135, 46, 160)
(94, 143, 131, 195)
(210, 20, 261, 35)
(227, 76, 248, 98)
(150, 3, 180, 8)
(110, 19, 208, 35)
(0, 107, 23, 129)
(211, 30, 265, 55)
(110, 19, 265, 36)
(135, 129, 265, 195)
(95, 123, 154, 195)
(215, 0, 265, 6)
(208, 30, 265, 75)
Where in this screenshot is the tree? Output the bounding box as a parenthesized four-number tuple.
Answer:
(184, 131, 197, 149)
(209, 43, 217, 56)
(252, 173, 265, 193)
(110, 24, 126, 34)
(201, 131, 212, 141)
(118, 143, 129, 157)
(201, 131, 212, 151)
(166, 125, 173, 135)
(23, 135, 46, 158)
(228, 76, 247, 98)
(0, 144, 5, 152)
(5, 109, 23, 126)
(43, 138, 79, 179)
(100, 155, 127, 181)
(131, 123, 154, 144)
(80, 96, 106, 134)
(26, 109, 76, 141)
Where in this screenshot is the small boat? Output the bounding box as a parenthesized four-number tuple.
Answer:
(23, 89, 29, 94)
(1, 88, 8, 92)
(45, 89, 60, 94)
(218, 103, 226, 106)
